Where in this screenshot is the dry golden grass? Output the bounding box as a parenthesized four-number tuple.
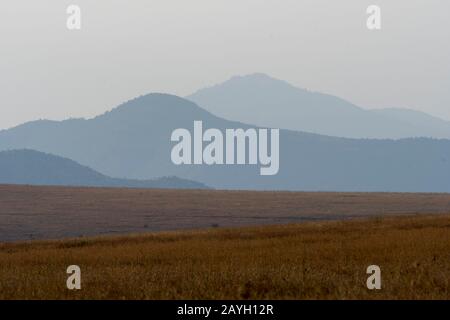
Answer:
(0, 214, 449, 300)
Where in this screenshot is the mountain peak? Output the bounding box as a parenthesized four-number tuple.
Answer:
(188, 73, 305, 99)
(221, 73, 299, 90)
(95, 93, 210, 122)
(229, 73, 277, 81)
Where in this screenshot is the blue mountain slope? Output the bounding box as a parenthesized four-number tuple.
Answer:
(0, 93, 449, 192)
(0, 149, 209, 189)
(187, 73, 450, 139)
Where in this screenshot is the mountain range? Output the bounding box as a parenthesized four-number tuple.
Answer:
(0, 149, 208, 189)
(1, 92, 450, 192)
(188, 73, 450, 139)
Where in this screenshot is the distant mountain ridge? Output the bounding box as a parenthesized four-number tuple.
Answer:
(0, 149, 209, 189)
(0, 93, 450, 192)
(371, 108, 450, 135)
(187, 73, 450, 139)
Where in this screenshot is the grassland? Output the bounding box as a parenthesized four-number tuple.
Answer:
(0, 214, 449, 300)
(2, 184, 450, 242)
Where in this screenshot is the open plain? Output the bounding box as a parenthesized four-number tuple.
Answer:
(1, 184, 450, 242)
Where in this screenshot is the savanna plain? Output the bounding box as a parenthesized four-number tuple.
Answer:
(0, 185, 449, 299)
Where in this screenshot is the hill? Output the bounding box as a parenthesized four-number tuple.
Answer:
(0, 149, 208, 189)
(371, 108, 450, 137)
(187, 73, 450, 139)
(1, 94, 450, 192)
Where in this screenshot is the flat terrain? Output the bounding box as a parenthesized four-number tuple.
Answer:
(1, 184, 450, 242)
(0, 214, 449, 299)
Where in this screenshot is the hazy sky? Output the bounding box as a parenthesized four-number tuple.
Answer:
(0, 0, 449, 129)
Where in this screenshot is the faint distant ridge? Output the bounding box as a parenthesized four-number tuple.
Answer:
(0, 149, 209, 190)
(187, 73, 450, 139)
(371, 108, 450, 137)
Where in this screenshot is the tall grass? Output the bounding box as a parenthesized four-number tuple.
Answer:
(0, 215, 449, 299)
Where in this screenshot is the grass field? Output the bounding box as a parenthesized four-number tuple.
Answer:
(2, 184, 450, 242)
(0, 214, 449, 300)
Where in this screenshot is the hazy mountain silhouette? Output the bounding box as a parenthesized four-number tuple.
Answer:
(0, 93, 450, 192)
(371, 108, 450, 137)
(0, 149, 208, 189)
(187, 73, 450, 139)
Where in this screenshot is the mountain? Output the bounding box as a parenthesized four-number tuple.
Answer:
(187, 73, 450, 139)
(0, 93, 450, 192)
(0, 149, 208, 189)
(371, 108, 450, 137)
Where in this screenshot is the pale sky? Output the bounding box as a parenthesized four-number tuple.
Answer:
(0, 0, 449, 129)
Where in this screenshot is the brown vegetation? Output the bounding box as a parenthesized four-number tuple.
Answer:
(0, 214, 449, 300)
(1, 184, 450, 242)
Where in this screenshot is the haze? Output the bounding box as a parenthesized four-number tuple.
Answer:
(0, 0, 449, 129)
